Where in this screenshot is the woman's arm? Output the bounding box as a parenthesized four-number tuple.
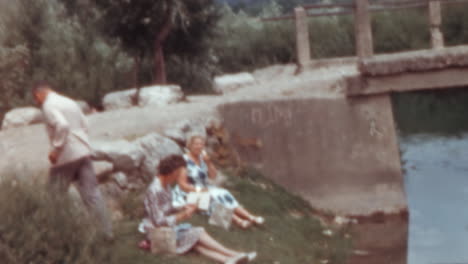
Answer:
(203, 152, 217, 180)
(175, 205, 197, 222)
(177, 171, 198, 193)
(206, 161, 217, 180)
(145, 190, 197, 226)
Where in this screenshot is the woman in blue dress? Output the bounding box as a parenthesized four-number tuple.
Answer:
(138, 155, 256, 263)
(172, 135, 264, 229)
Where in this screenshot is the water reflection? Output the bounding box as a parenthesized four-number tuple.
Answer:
(401, 134, 468, 264)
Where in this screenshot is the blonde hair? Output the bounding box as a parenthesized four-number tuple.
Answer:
(186, 135, 205, 149)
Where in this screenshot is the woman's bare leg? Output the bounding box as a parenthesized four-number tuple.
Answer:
(235, 207, 264, 225)
(232, 214, 251, 229)
(234, 207, 256, 220)
(198, 229, 242, 257)
(194, 245, 230, 263)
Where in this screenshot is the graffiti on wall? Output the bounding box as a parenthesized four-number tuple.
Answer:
(250, 104, 294, 128)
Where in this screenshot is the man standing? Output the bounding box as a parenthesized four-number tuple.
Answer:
(32, 81, 113, 238)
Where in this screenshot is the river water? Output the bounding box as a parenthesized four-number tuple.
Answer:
(401, 134, 468, 264)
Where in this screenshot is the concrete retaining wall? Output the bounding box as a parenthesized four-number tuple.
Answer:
(219, 95, 407, 216)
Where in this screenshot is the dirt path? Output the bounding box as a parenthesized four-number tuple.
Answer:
(0, 63, 357, 179)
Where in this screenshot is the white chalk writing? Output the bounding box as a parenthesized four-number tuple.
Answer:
(250, 105, 293, 127)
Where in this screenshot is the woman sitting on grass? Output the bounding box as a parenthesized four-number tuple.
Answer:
(172, 135, 264, 229)
(138, 155, 256, 264)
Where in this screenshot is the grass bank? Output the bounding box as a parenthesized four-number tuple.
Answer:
(0, 168, 351, 264)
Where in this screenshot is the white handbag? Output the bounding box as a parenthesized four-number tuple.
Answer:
(209, 203, 234, 230)
(149, 227, 177, 255)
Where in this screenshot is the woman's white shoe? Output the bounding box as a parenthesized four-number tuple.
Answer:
(247, 251, 257, 261)
(225, 254, 249, 264)
(253, 216, 264, 225)
(239, 220, 252, 229)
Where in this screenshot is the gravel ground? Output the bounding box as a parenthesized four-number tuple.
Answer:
(0, 63, 357, 180)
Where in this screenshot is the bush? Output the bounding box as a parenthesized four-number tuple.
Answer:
(442, 3, 468, 46)
(0, 0, 133, 109)
(214, 1, 468, 74)
(214, 2, 295, 73)
(372, 9, 430, 53)
(309, 15, 355, 58)
(0, 177, 114, 264)
(0, 45, 29, 111)
(167, 53, 220, 94)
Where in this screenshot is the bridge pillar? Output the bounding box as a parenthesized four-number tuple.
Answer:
(295, 7, 311, 71)
(429, 0, 444, 49)
(355, 0, 374, 59)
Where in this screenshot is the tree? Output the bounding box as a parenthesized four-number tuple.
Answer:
(0, 45, 29, 112)
(0, 0, 133, 109)
(94, 0, 220, 102)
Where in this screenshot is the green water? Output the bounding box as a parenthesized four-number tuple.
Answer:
(392, 87, 468, 136)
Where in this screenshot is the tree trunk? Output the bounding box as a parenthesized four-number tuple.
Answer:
(153, 12, 173, 84)
(132, 55, 142, 106)
(154, 42, 166, 84)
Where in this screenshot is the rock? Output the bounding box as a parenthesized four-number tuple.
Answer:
(0, 102, 92, 131)
(93, 161, 114, 180)
(102, 89, 135, 110)
(126, 177, 146, 190)
(213, 72, 256, 94)
(136, 133, 182, 180)
(112, 171, 128, 189)
(101, 181, 125, 200)
(138, 85, 183, 108)
(163, 118, 207, 146)
(92, 140, 144, 172)
(2, 107, 43, 130)
(102, 85, 183, 111)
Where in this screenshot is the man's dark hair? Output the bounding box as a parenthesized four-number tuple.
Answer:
(32, 80, 52, 94)
(157, 155, 187, 176)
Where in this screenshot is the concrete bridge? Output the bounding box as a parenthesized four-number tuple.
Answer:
(224, 0, 468, 218)
(221, 3, 468, 262)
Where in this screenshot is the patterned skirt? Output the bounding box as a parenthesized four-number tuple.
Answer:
(175, 224, 204, 254)
(207, 186, 239, 210)
(172, 185, 240, 214)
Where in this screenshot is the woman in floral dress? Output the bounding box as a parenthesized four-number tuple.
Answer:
(172, 135, 264, 229)
(139, 155, 256, 264)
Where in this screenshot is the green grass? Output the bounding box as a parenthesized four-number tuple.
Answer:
(0, 168, 351, 264)
(114, 168, 351, 264)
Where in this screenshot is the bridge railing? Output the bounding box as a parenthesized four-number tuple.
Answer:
(262, 0, 468, 69)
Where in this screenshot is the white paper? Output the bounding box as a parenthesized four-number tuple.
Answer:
(198, 192, 211, 211)
(186, 192, 211, 211)
(186, 192, 200, 205)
